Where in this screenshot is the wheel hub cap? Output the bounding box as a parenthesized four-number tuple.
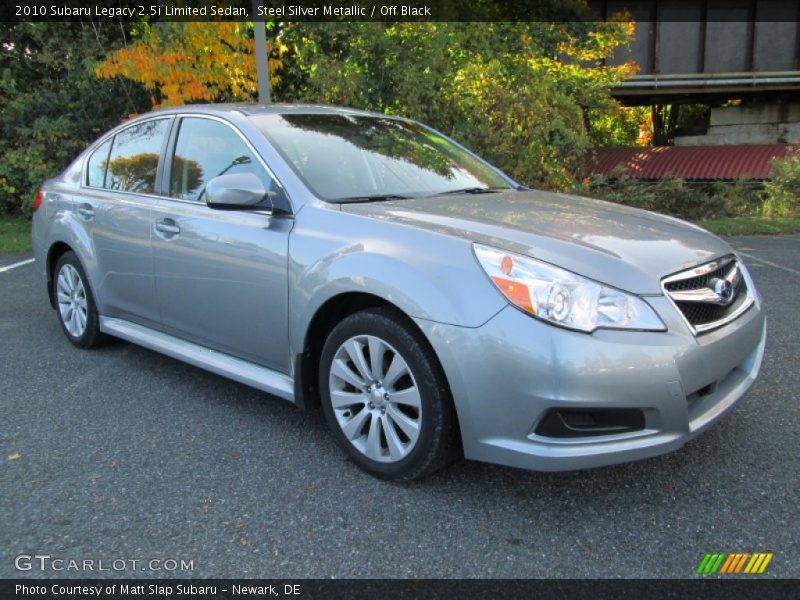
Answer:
(369, 385, 386, 408)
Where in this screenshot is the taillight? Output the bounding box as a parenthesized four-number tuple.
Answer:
(32, 190, 43, 212)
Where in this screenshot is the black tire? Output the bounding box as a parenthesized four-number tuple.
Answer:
(52, 251, 108, 349)
(319, 307, 460, 481)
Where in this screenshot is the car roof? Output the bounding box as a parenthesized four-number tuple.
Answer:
(142, 103, 393, 120)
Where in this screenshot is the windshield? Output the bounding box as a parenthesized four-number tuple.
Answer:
(250, 113, 512, 201)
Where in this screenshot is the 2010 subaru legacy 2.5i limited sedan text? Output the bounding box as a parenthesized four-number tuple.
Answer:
(31, 104, 766, 480)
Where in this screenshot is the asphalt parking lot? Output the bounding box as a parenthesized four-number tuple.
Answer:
(1, 235, 798, 579)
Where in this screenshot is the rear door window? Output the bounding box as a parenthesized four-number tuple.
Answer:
(103, 119, 171, 194)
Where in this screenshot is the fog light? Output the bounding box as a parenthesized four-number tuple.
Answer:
(534, 408, 645, 438)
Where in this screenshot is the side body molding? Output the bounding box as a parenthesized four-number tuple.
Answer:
(100, 317, 295, 402)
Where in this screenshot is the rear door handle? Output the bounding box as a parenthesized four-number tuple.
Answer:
(155, 219, 181, 235)
(77, 203, 95, 220)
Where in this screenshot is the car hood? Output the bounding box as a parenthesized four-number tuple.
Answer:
(340, 189, 733, 294)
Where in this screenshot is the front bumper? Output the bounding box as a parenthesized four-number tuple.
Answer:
(416, 295, 766, 472)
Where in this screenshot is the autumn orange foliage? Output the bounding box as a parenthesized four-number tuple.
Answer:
(95, 22, 285, 107)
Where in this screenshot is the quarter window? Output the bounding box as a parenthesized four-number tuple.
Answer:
(168, 117, 279, 204)
(104, 119, 170, 194)
(86, 138, 113, 188)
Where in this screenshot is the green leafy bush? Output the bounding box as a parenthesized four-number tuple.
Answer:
(582, 174, 728, 220)
(762, 151, 800, 217)
(580, 174, 767, 221)
(713, 176, 762, 217)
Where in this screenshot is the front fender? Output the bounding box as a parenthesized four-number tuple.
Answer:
(288, 206, 506, 355)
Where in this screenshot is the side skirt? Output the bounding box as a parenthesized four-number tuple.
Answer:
(99, 316, 295, 403)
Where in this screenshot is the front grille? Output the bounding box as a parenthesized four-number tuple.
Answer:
(673, 275, 747, 326)
(662, 256, 754, 334)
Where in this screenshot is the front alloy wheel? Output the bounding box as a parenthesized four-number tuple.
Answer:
(319, 308, 459, 481)
(329, 335, 422, 463)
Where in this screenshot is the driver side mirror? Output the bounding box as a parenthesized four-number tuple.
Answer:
(205, 172, 275, 210)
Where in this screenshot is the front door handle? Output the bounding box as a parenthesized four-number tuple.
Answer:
(77, 203, 95, 220)
(155, 219, 181, 236)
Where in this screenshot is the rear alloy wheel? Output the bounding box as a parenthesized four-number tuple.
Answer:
(56, 263, 88, 338)
(53, 251, 107, 349)
(319, 308, 459, 480)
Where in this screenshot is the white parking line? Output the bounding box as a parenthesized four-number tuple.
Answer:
(0, 258, 35, 273)
(738, 251, 800, 277)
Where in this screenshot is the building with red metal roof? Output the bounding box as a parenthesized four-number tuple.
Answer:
(584, 144, 794, 182)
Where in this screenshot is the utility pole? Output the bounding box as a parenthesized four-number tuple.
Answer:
(252, 0, 270, 103)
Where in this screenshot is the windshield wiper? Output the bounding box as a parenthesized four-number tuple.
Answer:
(432, 187, 506, 196)
(334, 194, 415, 203)
(334, 187, 506, 203)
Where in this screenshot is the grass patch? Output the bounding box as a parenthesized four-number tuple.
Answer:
(696, 216, 800, 237)
(0, 216, 32, 253)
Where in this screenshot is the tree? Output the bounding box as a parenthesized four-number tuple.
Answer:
(95, 22, 286, 107)
(652, 104, 680, 146)
(278, 20, 641, 190)
(0, 21, 151, 214)
(90, 3, 644, 192)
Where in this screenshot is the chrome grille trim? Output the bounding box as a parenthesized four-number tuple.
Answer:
(662, 255, 754, 335)
(662, 255, 735, 284)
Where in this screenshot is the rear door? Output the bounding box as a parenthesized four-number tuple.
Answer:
(150, 115, 292, 371)
(77, 117, 172, 326)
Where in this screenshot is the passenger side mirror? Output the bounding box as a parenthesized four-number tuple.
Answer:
(205, 172, 275, 210)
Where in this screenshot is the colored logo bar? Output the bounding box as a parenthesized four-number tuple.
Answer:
(696, 552, 773, 574)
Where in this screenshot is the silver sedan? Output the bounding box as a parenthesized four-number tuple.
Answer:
(31, 104, 765, 480)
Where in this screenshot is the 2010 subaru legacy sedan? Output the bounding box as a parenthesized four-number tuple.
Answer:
(31, 104, 766, 480)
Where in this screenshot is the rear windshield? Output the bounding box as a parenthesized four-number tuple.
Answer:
(250, 113, 511, 201)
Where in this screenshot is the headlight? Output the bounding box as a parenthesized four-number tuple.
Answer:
(474, 244, 665, 333)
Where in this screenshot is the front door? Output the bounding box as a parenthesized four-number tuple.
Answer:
(151, 116, 292, 371)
